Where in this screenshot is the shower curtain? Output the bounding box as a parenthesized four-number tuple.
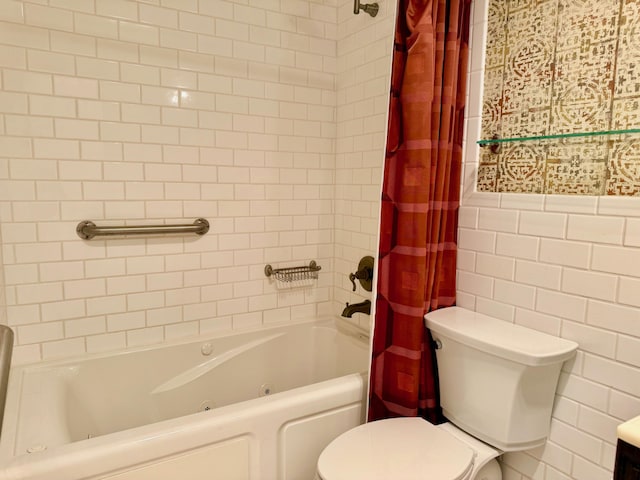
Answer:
(368, 0, 472, 422)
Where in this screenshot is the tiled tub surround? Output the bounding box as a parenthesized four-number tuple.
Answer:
(462, 1, 640, 479)
(476, 0, 640, 195)
(0, 0, 395, 364)
(332, 1, 393, 323)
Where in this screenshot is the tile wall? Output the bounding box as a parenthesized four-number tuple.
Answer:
(463, 1, 640, 478)
(0, 0, 394, 364)
(333, 0, 393, 328)
(0, 228, 5, 327)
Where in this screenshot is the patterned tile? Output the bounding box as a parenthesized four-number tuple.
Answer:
(476, 0, 640, 196)
(613, 0, 640, 130)
(551, 41, 616, 134)
(607, 139, 640, 195)
(500, 0, 558, 138)
(477, 153, 498, 192)
(484, 1, 508, 71)
(546, 141, 608, 195)
(497, 144, 546, 193)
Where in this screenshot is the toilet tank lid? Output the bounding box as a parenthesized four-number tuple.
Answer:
(425, 307, 578, 366)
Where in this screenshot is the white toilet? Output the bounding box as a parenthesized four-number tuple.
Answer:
(317, 307, 578, 480)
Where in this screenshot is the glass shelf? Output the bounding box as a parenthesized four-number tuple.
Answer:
(477, 128, 640, 147)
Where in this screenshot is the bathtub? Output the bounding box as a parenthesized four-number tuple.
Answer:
(0, 317, 370, 480)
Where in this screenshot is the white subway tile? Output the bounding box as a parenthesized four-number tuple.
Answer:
(4, 69, 52, 95)
(127, 326, 164, 347)
(86, 332, 126, 353)
(478, 207, 519, 233)
(549, 419, 603, 461)
(545, 195, 598, 214)
(29, 94, 76, 118)
(598, 196, 640, 217)
(146, 306, 181, 326)
(119, 21, 159, 46)
(64, 278, 106, 299)
(457, 271, 494, 298)
(458, 228, 496, 253)
(552, 395, 580, 426)
(591, 244, 640, 277)
(584, 353, 640, 397)
(619, 276, 640, 308)
(39, 261, 83, 281)
(475, 253, 514, 280)
(536, 289, 587, 322)
(54, 75, 99, 98)
(609, 390, 640, 421)
(475, 297, 515, 322)
(539, 238, 590, 269)
(87, 295, 127, 316)
(165, 321, 199, 340)
(557, 372, 609, 412)
(457, 206, 478, 229)
(42, 299, 85, 322)
(107, 275, 146, 295)
(74, 13, 118, 39)
(561, 268, 617, 302)
(19, 322, 64, 345)
(42, 338, 86, 360)
(127, 291, 164, 311)
(96, 0, 138, 21)
(77, 57, 120, 81)
(0, 92, 28, 115)
(562, 320, 616, 358)
(107, 311, 145, 331)
(515, 260, 562, 290)
(519, 211, 567, 239)
(567, 214, 625, 245)
(0, 22, 49, 50)
(617, 335, 640, 369)
(515, 308, 561, 336)
(493, 279, 536, 309)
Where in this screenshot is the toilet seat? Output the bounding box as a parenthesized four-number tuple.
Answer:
(317, 417, 475, 480)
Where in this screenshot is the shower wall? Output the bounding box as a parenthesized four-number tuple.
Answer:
(462, 1, 640, 478)
(333, 0, 394, 329)
(0, 229, 5, 327)
(0, 0, 393, 364)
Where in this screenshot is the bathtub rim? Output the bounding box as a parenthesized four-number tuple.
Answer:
(9, 314, 369, 371)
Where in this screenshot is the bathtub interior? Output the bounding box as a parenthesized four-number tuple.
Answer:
(2, 317, 369, 459)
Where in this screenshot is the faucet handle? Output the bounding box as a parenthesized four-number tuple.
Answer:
(348, 273, 357, 291)
(348, 256, 374, 292)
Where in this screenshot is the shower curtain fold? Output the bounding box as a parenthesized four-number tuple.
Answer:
(368, 0, 472, 423)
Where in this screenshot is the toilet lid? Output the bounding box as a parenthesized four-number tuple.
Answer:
(317, 418, 474, 480)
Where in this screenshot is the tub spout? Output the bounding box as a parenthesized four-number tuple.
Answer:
(341, 300, 371, 318)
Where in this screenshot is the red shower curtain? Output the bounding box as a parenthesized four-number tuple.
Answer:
(369, 0, 472, 422)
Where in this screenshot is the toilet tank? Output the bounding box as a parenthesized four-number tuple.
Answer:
(425, 307, 578, 452)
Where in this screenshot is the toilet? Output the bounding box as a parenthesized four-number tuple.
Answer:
(317, 307, 578, 480)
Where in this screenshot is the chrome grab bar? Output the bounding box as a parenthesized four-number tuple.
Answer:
(76, 218, 210, 240)
(0, 325, 14, 435)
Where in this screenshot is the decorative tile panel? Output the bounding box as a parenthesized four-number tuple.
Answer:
(478, 0, 640, 196)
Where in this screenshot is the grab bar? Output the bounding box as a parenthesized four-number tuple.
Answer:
(76, 218, 210, 240)
(0, 325, 14, 436)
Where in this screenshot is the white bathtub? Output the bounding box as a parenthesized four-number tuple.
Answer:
(0, 317, 370, 480)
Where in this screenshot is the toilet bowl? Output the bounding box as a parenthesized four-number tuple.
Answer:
(316, 307, 578, 480)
